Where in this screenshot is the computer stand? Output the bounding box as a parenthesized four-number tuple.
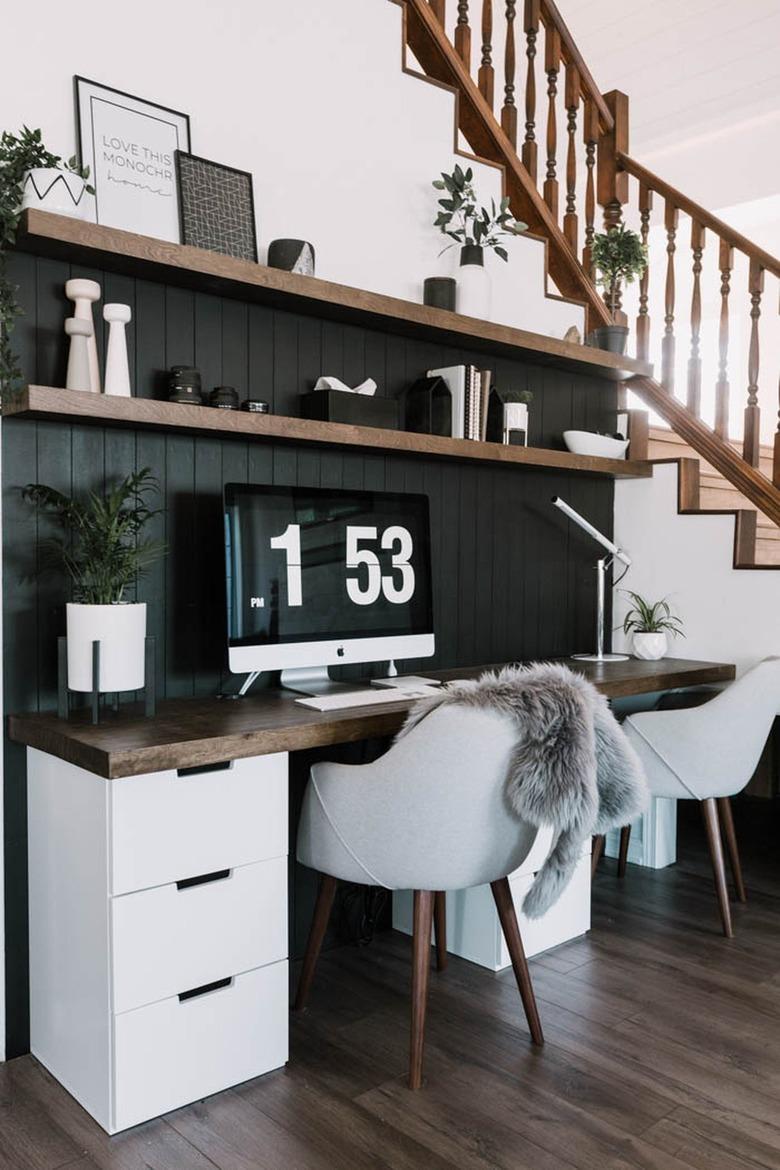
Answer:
(279, 666, 358, 697)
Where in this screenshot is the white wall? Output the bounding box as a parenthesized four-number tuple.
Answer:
(614, 463, 780, 675)
(0, 0, 581, 340)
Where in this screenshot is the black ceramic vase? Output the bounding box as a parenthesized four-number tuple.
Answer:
(267, 239, 316, 276)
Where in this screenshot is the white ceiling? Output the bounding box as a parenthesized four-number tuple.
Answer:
(560, 0, 780, 212)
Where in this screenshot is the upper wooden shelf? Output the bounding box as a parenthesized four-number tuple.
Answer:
(14, 210, 652, 382)
(5, 386, 652, 479)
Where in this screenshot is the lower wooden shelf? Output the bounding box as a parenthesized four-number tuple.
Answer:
(4, 386, 652, 479)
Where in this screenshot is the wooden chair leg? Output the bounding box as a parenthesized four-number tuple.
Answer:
(591, 834, 605, 878)
(410, 890, 435, 1089)
(717, 797, 747, 903)
(433, 891, 448, 971)
(490, 877, 544, 1046)
(617, 824, 632, 878)
(701, 799, 734, 938)
(294, 873, 338, 1011)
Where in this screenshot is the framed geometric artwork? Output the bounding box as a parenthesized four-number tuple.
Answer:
(75, 76, 191, 241)
(175, 151, 258, 262)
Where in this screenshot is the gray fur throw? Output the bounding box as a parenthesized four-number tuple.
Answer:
(397, 662, 648, 918)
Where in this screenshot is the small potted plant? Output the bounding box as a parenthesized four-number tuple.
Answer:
(590, 224, 647, 354)
(432, 165, 527, 320)
(23, 469, 165, 694)
(1, 127, 94, 399)
(621, 591, 684, 660)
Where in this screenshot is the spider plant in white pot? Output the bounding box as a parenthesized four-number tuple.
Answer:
(621, 591, 684, 661)
(23, 469, 165, 693)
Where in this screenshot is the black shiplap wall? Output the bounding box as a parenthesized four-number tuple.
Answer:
(3, 251, 616, 1055)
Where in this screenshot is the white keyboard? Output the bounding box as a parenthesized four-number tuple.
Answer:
(295, 684, 441, 712)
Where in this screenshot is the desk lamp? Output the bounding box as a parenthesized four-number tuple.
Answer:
(552, 495, 631, 663)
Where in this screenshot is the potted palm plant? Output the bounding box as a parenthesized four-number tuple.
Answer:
(590, 224, 647, 354)
(432, 165, 527, 320)
(23, 469, 165, 693)
(621, 591, 684, 660)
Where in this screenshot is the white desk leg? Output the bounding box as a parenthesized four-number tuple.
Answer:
(606, 798, 677, 869)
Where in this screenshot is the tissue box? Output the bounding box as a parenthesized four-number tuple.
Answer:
(299, 389, 399, 430)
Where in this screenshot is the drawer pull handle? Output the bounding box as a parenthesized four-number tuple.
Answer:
(178, 976, 233, 1003)
(176, 760, 234, 778)
(176, 869, 231, 891)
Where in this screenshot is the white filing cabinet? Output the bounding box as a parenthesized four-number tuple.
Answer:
(27, 748, 289, 1133)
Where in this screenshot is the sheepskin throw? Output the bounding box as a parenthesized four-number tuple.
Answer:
(397, 662, 648, 917)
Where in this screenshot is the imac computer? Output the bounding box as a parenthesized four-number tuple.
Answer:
(223, 483, 435, 694)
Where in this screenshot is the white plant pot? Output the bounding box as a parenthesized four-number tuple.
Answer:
(632, 632, 668, 661)
(66, 602, 147, 692)
(20, 167, 90, 220)
(457, 246, 491, 320)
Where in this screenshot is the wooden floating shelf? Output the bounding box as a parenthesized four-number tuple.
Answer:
(14, 210, 653, 383)
(4, 386, 652, 479)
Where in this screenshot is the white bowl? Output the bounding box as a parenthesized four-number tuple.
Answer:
(563, 430, 629, 459)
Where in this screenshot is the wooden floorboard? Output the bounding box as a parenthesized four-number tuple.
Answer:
(2, 801, 779, 1170)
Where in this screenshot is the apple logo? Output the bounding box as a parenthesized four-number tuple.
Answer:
(336, 646, 345, 657)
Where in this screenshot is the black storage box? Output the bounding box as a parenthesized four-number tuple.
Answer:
(300, 389, 399, 430)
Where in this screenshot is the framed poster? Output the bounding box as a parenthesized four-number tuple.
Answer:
(176, 151, 258, 261)
(75, 77, 191, 241)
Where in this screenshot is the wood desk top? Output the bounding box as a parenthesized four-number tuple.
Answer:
(8, 658, 735, 779)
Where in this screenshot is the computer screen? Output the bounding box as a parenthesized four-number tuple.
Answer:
(224, 483, 434, 675)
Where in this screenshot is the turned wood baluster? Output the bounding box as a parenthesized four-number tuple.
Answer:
(661, 201, 679, 393)
(429, 0, 446, 24)
(582, 99, 599, 275)
(743, 258, 764, 468)
(635, 183, 653, 362)
(520, 0, 540, 177)
(597, 90, 628, 237)
(687, 221, 706, 417)
(714, 239, 733, 440)
(501, 2, 518, 147)
(562, 64, 580, 253)
(543, 27, 561, 220)
(478, 0, 494, 107)
(455, 0, 472, 68)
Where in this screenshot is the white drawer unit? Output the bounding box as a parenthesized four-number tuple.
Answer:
(27, 747, 290, 1134)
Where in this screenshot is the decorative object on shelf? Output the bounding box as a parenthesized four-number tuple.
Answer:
(427, 363, 491, 440)
(75, 77, 190, 241)
(621, 591, 684, 661)
(175, 151, 257, 261)
(21, 168, 92, 219)
(210, 385, 239, 410)
(267, 238, 315, 275)
(563, 430, 628, 460)
(486, 387, 533, 446)
(66, 279, 102, 392)
(22, 468, 165, 720)
(431, 164, 527, 321)
(300, 387, 399, 430)
(0, 126, 94, 398)
(313, 375, 377, 396)
(552, 496, 632, 663)
(402, 375, 452, 436)
(423, 276, 456, 312)
(168, 365, 203, 405)
(588, 224, 647, 354)
(64, 318, 94, 392)
(242, 399, 269, 413)
(103, 303, 132, 396)
(562, 325, 582, 345)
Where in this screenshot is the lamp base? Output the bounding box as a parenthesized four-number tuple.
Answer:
(571, 652, 630, 663)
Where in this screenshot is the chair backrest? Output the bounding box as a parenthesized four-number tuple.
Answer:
(304, 703, 540, 891)
(625, 657, 780, 799)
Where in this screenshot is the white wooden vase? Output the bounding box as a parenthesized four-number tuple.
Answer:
(66, 602, 146, 692)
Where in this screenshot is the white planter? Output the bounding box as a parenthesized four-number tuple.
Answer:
(457, 246, 491, 320)
(66, 603, 146, 692)
(20, 168, 90, 220)
(632, 632, 668, 661)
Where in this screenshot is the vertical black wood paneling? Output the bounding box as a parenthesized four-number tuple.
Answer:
(2, 256, 617, 1056)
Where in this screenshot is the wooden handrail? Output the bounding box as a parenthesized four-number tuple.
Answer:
(618, 153, 780, 277)
(538, 0, 613, 131)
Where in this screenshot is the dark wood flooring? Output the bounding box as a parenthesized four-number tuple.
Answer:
(2, 800, 779, 1170)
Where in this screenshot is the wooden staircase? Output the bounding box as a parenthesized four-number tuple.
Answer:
(394, 0, 780, 568)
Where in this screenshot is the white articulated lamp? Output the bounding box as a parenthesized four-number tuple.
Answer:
(552, 495, 631, 663)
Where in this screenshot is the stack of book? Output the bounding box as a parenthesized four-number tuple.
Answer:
(427, 364, 493, 441)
